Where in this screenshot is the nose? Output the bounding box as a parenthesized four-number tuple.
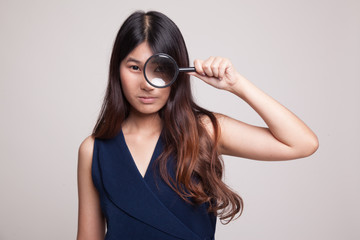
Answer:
(140, 74, 155, 91)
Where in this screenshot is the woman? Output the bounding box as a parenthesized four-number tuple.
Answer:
(77, 11, 318, 240)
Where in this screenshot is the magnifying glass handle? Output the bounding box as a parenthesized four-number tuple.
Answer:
(179, 67, 196, 72)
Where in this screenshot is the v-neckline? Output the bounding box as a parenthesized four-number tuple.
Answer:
(120, 129, 162, 179)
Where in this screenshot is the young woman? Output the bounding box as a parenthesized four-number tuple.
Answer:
(77, 11, 318, 240)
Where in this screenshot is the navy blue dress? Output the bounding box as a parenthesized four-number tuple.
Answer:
(92, 130, 217, 240)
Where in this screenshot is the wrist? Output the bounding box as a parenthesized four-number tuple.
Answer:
(228, 72, 248, 98)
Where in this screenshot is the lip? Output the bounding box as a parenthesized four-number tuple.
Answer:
(138, 96, 157, 104)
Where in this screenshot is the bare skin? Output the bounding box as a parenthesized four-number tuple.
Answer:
(191, 56, 318, 160)
(77, 43, 319, 239)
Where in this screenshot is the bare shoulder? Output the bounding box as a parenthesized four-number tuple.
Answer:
(77, 135, 106, 238)
(199, 112, 226, 139)
(200, 113, 244, 154)
(78, 135, 95, 167)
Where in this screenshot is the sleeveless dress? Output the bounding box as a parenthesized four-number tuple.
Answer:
(92, 129, 217, 240)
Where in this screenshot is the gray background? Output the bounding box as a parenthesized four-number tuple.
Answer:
(1, 0, 359, 239)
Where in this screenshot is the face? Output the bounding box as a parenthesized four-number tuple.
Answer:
(120, 42, 171, 116)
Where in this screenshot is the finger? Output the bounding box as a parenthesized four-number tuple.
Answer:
(202, 56, 215, 77)
(188, 71, 221, 88)
(211, 57, 223, 78)
(194, 59, 205, 76)
(186, 71, 203, 79)
(218, 58, 230, 79)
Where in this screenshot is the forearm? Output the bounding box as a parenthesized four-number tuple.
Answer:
(229, 73, 319, 154)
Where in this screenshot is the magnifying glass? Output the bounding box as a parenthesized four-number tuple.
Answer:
(143, 53, 196, 88)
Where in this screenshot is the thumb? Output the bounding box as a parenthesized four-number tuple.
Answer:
(186, 71, 221, 87)
(186, 71, 206, 80)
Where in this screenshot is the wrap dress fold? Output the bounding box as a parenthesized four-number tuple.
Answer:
(92, 130, 217, 240)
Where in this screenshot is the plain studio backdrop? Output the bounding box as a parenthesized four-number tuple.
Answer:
(0, 0, 359, 239)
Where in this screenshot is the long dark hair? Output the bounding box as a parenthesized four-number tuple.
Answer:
(92, 10, 243, 223)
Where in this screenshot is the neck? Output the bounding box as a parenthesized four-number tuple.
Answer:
(122, 110, 162, 135)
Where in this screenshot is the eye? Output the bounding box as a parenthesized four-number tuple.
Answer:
(154, 66, 164, 72)
(130, 65, 140, 71)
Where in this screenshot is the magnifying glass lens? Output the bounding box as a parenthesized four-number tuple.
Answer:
(144, 55, 177, 87)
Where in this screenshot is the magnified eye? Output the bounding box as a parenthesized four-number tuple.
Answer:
(144, 54, 180, 88)
(154, 65, 165, 72)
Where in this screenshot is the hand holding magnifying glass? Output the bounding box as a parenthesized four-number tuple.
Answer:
(144, 53, 240, 92)
(143, 53, 196, 88)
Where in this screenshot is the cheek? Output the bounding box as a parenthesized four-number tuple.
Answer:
(120, 70, 134, 94)
(160, 88, 171, 103)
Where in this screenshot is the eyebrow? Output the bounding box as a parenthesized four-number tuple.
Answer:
(126, 57, 142, 64)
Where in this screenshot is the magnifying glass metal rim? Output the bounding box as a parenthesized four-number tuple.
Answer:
(143, 53, 179, 88)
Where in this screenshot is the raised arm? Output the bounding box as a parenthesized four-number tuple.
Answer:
(77, 136, 106, 240)
(192, 57, 319, 161)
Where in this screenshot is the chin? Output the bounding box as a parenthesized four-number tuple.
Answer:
(133, 105, 163, 115)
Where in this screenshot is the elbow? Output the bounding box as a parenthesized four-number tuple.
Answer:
(306, 136, 319, 157)
(297, 135, 319, 158)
